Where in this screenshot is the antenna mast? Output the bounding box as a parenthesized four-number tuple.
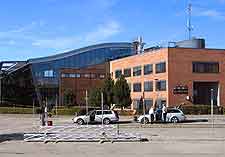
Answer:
(187, 3, 193, 40)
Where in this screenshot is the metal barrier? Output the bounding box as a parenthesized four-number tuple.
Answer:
(24, 124, 147, 143)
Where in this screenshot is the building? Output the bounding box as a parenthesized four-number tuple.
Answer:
(0, 42, 135, 106)
(59, 62, 109, 106)
(110, 39, 225, 110)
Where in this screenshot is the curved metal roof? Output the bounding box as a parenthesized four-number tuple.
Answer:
(28, 42, 133, 64)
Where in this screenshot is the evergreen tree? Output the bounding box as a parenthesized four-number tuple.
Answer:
(114, 75, 132, 109)
(102, 75, 115, 107)
(88, 87, 102, 107)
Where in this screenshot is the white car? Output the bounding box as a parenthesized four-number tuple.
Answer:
(137, 108, 186, 123)
(72, 110, 119, 125)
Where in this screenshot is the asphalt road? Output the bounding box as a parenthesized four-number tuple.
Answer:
(0, 114, 225, 157)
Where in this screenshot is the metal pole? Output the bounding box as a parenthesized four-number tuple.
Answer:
(143, 92, 145, 125)
(101, 92, 104, 128)
(86, 90, 88, 126)
(0, 77, 2, 105)
(55, 94, 58, 117)
(211, 89, 214, 128)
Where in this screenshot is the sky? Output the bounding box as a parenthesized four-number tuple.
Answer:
(0, 0, 225, 61)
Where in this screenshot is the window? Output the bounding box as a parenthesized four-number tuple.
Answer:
(115, 69, 122, 78)
(144, 64, 153, 75)
(90, 73, 96, 79)
(156, 62, 166, 73)
(103, 111, 112, 114)
(144, 81, 153, 92)
(99, 74, 105, 79)
(124, 68, 131, 77)
(133, 83, 142, 92)
(167, 109, 181, 113)
(193, 62, 219, 73)
(144, 99, 153, 111)
(133, 66, 142, 76)
(75, 73, 81, 78)
(69, 74, 76, 78)
(133, 99, 140, 110)
(44, 70, 54, 77)
(84, 73, 90, 78)
(156, 80, 166, 91)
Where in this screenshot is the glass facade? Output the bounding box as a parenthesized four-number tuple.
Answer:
(2, 43, 134, 106)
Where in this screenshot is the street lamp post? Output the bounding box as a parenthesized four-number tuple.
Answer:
(210, 89, 214, 128)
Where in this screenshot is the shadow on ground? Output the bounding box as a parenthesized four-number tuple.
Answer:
(0, 133, 24, 143)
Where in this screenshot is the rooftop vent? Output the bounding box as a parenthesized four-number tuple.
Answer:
(174, 38, 205, 49)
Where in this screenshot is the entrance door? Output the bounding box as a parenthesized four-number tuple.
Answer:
(193, 82, 218, 105)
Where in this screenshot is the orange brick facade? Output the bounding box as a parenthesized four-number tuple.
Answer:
(110, 48, 225, 110)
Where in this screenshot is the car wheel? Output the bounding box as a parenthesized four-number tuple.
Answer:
(171, 117, 179, 123)
(141, 117, 149, 124)
(103, 118, 110, 125)
(77, 118, 84, 125)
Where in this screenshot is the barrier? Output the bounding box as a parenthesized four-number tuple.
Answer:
(24, 124, 146, 143)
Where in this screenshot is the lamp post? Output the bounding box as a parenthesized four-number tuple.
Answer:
(210, 89, 214, 128)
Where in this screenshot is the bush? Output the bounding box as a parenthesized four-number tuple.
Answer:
(180, 105, 223, 115)
(0, 107, 34, 114)
(51, 107, 80, 115)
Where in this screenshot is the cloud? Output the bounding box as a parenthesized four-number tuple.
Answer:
(85, 20, 121, 42)
(193, 7, 225, 20)
(32, 20, 121, 49)
(32, 37, 79, 49)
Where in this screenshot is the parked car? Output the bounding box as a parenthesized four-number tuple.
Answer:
(137, 108, 186, 124)
(72, 110, 119, 125)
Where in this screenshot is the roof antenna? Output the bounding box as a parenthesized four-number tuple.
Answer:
(187, 3, 193, 40)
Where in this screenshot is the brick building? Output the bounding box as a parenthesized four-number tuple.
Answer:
(59, 63, 109, 106)
(110, 43, 225, 110)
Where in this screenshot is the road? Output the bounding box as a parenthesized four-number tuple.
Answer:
(0, 114, 225, 157)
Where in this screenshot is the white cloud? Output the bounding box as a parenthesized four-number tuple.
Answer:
(32, 20, 121, 49)
(85, 20, 121, 42)
(32, 37, 79, 49)
(193, 7, 225, 20)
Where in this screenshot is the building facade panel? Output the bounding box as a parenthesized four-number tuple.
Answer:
(110, 48, 169, 110)
(168, 48, 225, 107)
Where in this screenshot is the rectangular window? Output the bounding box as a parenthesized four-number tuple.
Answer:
(156, 62, 166, 73)
(156, 80, 166, 91)
(69, 74, 76, 78)
(193, 62, 219, 73)
(144, 64, 153, 75)
(115, 69, 122, 78)
(99, 74, 105, 79)
(133, 66, 142, 76)
(84, 73, 90, 78)
(44, 70, 54, 77)
(144, 81, 153, 92)
(133, 83, 142, 92)
(124, 68, 131, 77)
(144, 99, 153, 111)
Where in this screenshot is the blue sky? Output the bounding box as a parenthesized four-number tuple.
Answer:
(0, 0, 225, 61)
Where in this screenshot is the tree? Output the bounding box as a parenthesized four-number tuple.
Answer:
(63, 89, 75, 107)
(102, 75, 115, 107)
(88, 87, 102, 107)
(113, 75, 132, 109)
